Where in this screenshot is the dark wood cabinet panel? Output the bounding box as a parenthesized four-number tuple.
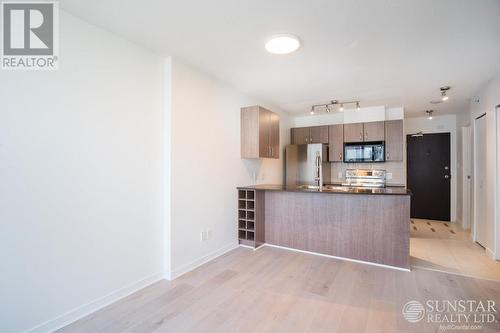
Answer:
(264, 191, 410, 269)
(258, 108, 271, 158)
(309, 126, 329, 144)
(328, 124, 344, 162)
(241, 106, 280, 159)
(364, 121, 385, 141)
(269, 112, 280, 158)
(343, 123, 364, 142)
(385, 120, 404, 161)
(291, 127, 310, 144)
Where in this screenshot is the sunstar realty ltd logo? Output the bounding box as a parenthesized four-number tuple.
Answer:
(1, 1, 59, 70)
(402, 299, 498, 331)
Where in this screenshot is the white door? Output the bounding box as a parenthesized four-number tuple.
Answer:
(462, 126, 472, 229)
(474, 115, 487, 247)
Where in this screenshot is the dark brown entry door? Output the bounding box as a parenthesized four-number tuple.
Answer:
(407, 133, 451, 221)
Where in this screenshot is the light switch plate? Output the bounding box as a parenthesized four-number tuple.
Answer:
(387, 173, 393, 180)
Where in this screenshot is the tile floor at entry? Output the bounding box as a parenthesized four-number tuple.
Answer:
(58, 246, 500, 333)
(410, 218, 500, 282)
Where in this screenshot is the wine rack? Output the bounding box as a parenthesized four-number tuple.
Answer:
(237, 189, 263, 247)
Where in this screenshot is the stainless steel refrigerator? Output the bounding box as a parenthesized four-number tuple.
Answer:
(285, 144, 331, 189)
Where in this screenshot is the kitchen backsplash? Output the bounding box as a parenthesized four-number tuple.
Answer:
(329, 161, 406, 186)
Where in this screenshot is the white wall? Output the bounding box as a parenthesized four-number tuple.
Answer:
(469, 74, 500, 259)
(166, 58, 290, 279)
(291, 106, 404, 127)
(456, 110, 472, 227)
(0, 12, 165, 333)
(405, 115, 458, 222)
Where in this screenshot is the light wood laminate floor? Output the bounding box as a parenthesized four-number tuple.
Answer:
(410, 219, 500, 282)
(59, 246, 500, 333)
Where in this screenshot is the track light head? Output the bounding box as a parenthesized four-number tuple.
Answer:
(426, 110, 434, 120)
(440, 86, 451, 101)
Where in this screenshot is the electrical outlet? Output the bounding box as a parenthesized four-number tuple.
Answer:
(207, 229, 212, 240)
(201, 231, 208, 241)
(338, 172, 343, 179)
(387, 172, 393, 180)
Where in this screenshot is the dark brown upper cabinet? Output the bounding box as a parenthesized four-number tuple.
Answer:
(328, 124, 344, 162)
(241, 106, 280, 159)
(363, 121, 385, 141)
(344, 121, 385, 142)
(343, 123, 365, 142)
(309, 126, 329, 143)
(291, 126, 328, 144)
(385, 119, 404, 161)
(291, 127, 310, 144)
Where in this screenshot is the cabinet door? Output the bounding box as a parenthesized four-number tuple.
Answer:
(309, 126, 329, 144)
(269, 112, 280, 159)
(328, 124, 344, 162)
(385, 120, 403, 161)
(291, 127, 310, 144)
(343, 123, 364, 142)
(258, 108, 271, 157)
(364, 121, 385, 141)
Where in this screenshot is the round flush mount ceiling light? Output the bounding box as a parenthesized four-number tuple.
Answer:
(265, 34, 301, 54)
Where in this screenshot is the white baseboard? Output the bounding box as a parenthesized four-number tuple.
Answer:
(168, 241, 239, 280)
(25, 273, 163, 333)
(486, 247, 496, 260)
(263, 243, 411, 272)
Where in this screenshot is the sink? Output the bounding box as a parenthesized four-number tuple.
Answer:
(296, 185, 321, 191)
(322, 185, 349, 192)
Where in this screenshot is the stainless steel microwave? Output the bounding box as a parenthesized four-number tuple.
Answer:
(344, 141, 385, 163)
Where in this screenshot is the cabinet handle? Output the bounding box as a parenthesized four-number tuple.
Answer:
(339, 153, 342, 161)
(365, 132, 368, 140)
(305, 137, 308, 143)
(310, 136, 313, 143)
(359, 133, 363, 141)
(386, 152, 390, 159)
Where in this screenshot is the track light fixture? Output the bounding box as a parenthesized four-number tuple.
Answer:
(309, 100, 360, 115)
(426, 110, 434, 120)
(440, 86, 451, 101)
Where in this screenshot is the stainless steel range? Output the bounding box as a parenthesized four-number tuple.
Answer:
(342, 169, 386, 188)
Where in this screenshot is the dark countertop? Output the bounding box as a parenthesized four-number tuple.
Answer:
(237, 184, 411, 195)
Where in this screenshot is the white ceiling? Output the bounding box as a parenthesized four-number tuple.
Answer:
(61, 0, 500, 117)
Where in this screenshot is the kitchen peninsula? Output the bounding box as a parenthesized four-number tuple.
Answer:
(238, 105, 411, 270)
(237, 185, 411, 270)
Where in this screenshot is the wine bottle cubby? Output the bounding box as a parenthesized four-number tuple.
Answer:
(237, 188, 264, 248)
